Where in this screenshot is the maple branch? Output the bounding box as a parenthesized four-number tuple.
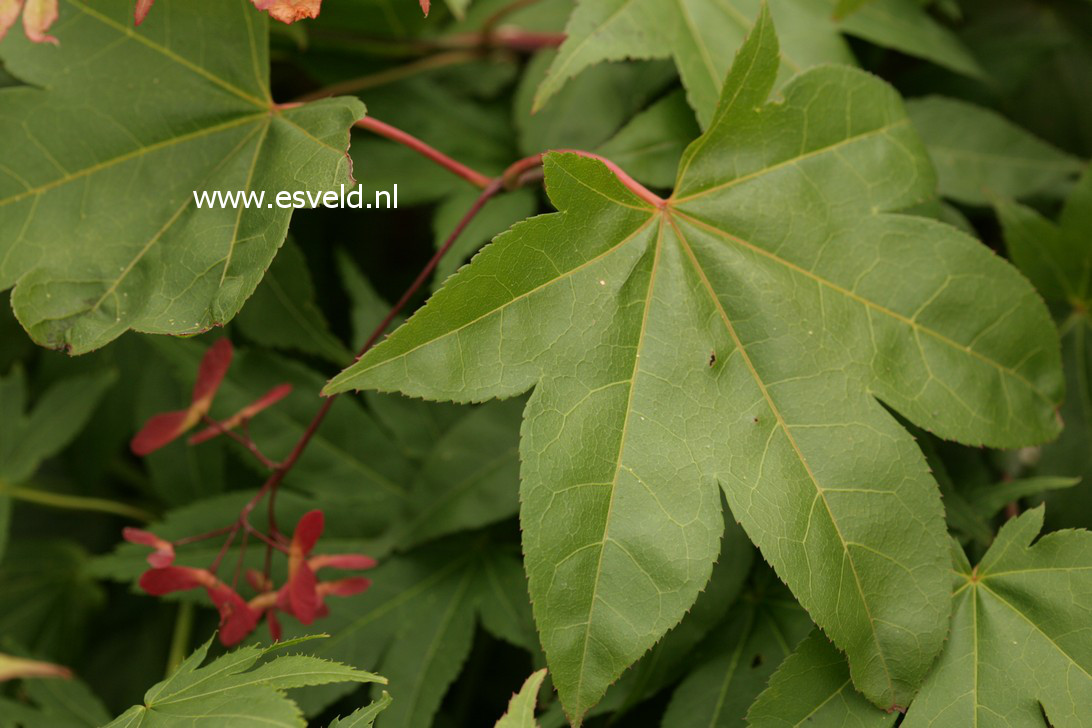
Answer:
(355, 116, 494, 189)
(230, 177, 508, 577)
(501, 150, 664, 207)
(189, 120, 648, 581)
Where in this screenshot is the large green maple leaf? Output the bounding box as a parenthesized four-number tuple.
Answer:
(326, 9, 1062, 720)
(0, 0, 364, 353)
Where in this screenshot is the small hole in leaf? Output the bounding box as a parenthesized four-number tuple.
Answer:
(751, 653, 763, 668)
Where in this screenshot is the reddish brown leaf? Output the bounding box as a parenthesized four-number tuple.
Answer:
(134, 0, 154, 25)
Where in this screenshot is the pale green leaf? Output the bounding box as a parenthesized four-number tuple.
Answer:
(431, 190, 539, 292)
(596, 89, 701, 190)
(235, 238, 351, 364)
(534, 0, 982, 127)
(746, 630, 896, 725)
(327, 8, 1062, 716)
(661, 573, 813, 727)
(533, 0, 855, 128)
(906, 96, 1081, 205)
(587, 514, 753, 720)
(103, 638, 383, 728)
(495, 669, 548, 728)
(327, 692, 393, 728)
(0, 0, 364, 353)
(902, 507, 1092, 726)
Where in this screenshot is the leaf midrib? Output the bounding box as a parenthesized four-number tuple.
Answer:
(66, 0, 270, 107)
(667, 213, 899, 701)
(0, 114, 266, 209)
(334, 214, 659, 390)
(570, 215, 666, 717)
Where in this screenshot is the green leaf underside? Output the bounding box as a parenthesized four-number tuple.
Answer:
(0, 0, 363, 353)
(496, 669, 548, 728)
(104, 639, 383, 728)
(906, 508, 1092, 725)
(534, 0, 980, 128)
(747, 629, 896, 726)
(326, 9, 1062, 719)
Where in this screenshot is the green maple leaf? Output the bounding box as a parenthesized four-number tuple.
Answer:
(533, 0, 980, 128)
(104, 638, 384, 728)
(901, 508, 1092, 726)
(0, 0, 364, 353)
(662, 572, 815, 727)
(326, 8, 1062, 719)
(746, 628, 896, 726)
(495, 669, 548, 728)
(772, 508, 1092, 726)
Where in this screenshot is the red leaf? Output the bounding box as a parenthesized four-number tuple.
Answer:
(286, 561, 319, 624)
(139, 566, 214, 595)
(208, 584, 259, 646)
(308, 554, 377, 571)
(123, 528, 175, 567)
(187, 382, 292, 445)
(266, 608, 283, 642)
(191, 338, 233, 412)
(134, 0, 154, 25)
(22, 0, 58, 44)
(130, 410, 191, 456)
(0, 1, 23, 44)
(291, 510, 324, 556)
(250, 0, 322, 24)
(318, 577, 372, 597)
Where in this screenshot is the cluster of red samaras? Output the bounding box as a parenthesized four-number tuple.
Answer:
(129, 338, 289, 456)
(126, 511, 376, 645)
(1, 0, 427, 46)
